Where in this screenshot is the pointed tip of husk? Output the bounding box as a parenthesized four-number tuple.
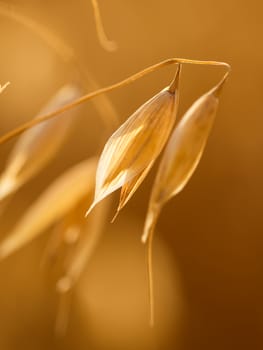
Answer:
(211, 72, 229, 98)
(111, 208, 120, 223)
(85, 200, 97, 217)
(168, 64, 182, 94)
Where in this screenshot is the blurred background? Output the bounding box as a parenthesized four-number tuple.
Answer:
(0, 0, 262, 349)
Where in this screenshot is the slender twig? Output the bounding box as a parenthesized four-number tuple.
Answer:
(146, 224, 155, 327)
(0, 58, 230, 145)
(90, 0, 117, 52)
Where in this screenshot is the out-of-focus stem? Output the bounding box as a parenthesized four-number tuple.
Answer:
(90, 0, 117, 52)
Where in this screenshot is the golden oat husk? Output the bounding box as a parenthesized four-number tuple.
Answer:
(142, 77, 228, 243)
(0, 158, 97, 259)
(86, 65, 181, 216)
(0, 84, 82, 202)
(111, 160, 154, 222)
(142, 74, 229, 327)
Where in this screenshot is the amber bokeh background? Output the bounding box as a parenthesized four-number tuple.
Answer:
(0, 0, 262, 349)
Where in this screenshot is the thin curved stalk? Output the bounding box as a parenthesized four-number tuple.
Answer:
(90, 0, 117, 52)
(0, 58, 231, 145)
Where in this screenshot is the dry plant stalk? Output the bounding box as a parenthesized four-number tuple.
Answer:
(0, 84, 82, 202)
(0, 58, 230, 146)
(90, 0, 117, 52)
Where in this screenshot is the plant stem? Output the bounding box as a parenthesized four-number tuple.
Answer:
(146, 225, 155, 327)
(90, 0, 117, 52)
(0, 58, 231, 146)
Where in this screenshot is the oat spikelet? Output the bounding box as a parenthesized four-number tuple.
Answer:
(0, 84, 81, 202)
(142, 75, 229, 327)
(142, 76, 228, 243)
(0, 158, 97, 259)
(86, 65, 181, 217)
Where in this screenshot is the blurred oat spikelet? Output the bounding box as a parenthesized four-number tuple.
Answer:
(0, 156, 109, 334)
(0, 82, 10, 94)
(90, 0, 117, 52)
(0, 158, 99, 259)
(0, 84, 82, 202)
(86, 65, 181, 218)
(56, 197, 109, 294)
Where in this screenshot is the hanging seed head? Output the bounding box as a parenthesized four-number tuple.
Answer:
(86, 65, 181, 217)
(142, 79, 226, 243)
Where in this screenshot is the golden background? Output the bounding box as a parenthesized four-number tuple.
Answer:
(0, 0, 261, 349)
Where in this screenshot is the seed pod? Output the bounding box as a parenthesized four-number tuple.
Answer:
(142, 79, 226, 243)
(0, 158, 97, 259)
(0, 83, 82, 201)
(86, 65, 181, 216)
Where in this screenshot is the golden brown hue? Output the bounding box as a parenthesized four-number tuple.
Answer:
(0, 0, 260, 350)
